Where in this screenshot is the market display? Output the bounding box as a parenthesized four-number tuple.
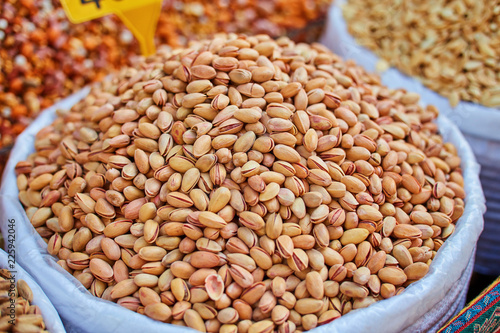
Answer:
(0, 0, 331, 151)
(0, 269, 49, 332)
(343, 0, 500, 107)
(14, 34, 466, 332)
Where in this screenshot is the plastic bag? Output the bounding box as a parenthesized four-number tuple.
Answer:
(0, 85, 485, 332)
(320, 1, 500, 142)
(0, 248, 66, 332)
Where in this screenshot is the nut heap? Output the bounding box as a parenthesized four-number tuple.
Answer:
(0, 269, 49, 332)
(343, 0, 500, 107)
(16, 34, 465, 333)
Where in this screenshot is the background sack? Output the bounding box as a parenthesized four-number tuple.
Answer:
(0, 81, 485, 332)
(0, 248, 66, 333)
(320, 1, 500, 276)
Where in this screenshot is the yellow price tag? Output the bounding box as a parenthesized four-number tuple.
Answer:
(60, 0, 162, 56)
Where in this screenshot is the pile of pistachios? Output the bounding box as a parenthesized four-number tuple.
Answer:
(16, 34, 465, 332)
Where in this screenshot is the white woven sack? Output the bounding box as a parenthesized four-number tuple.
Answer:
(320, 1, 499, 276)
(0, 249, 66, 332)
(0, 82, 485, 332)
